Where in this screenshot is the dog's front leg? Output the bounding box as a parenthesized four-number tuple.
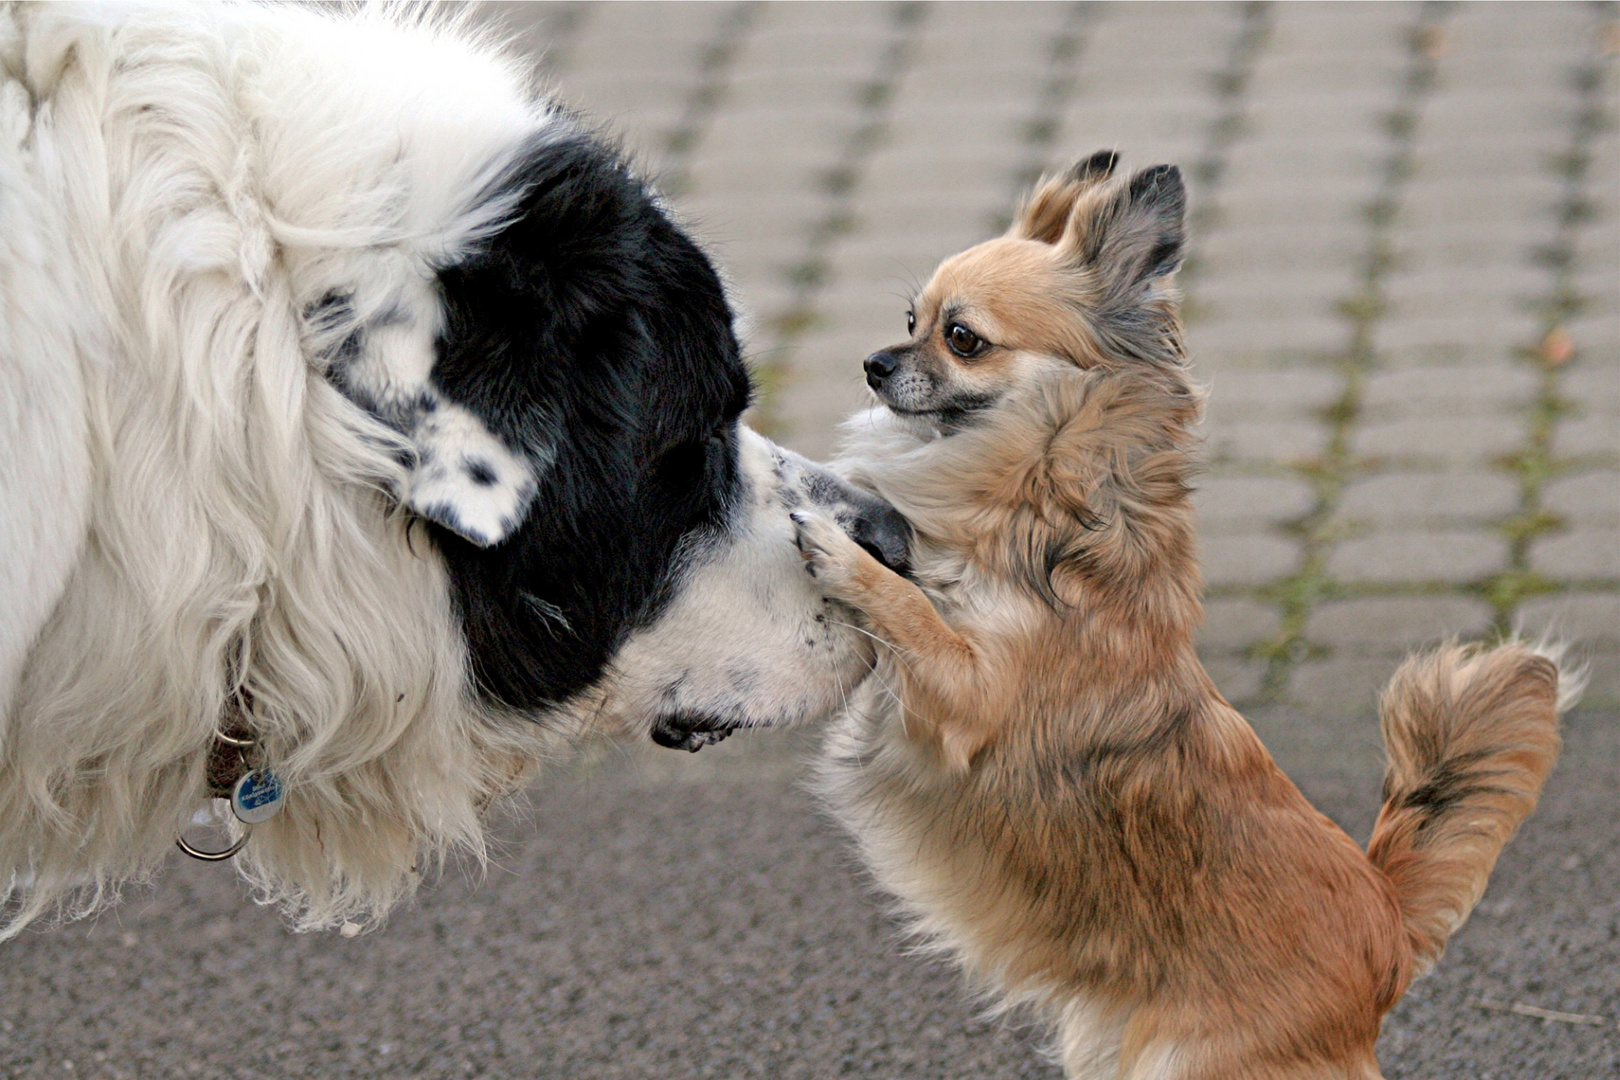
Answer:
(792, 510, 992, 771)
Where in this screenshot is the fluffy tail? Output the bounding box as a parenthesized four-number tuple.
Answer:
(1367, 640, 1575, 975)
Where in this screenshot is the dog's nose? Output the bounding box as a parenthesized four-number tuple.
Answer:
(864, 351, 898, 386)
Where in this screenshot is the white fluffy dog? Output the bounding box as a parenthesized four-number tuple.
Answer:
(0, 2, 908, 937)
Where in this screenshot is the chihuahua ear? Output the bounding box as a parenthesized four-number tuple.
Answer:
(1064, 164, 1186, 291)
(1007, 149, 1119, 244)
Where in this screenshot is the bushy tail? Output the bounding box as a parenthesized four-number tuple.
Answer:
(1367, 641, 1574, 975)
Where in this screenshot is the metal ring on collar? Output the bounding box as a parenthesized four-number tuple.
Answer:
(175, 825, 251, 862)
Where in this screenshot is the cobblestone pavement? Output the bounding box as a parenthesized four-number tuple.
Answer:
(1, 4, 1616, 1079)
(513, 0, 1620, 716)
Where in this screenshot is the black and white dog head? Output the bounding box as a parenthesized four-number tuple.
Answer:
(307, 133, 907, 750)
(0, 2, 924, 940)
(0, 2, 912, 936)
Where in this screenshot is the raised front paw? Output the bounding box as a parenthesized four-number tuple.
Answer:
(791, 508, 866, 598)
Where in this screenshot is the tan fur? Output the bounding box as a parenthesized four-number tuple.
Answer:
(802, 158, 1570, 1079)
(1368, 643, 1566, 976)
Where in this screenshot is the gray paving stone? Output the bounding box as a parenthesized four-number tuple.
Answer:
(1392, 207, 1550, 246)
(1193, 236, 1367, 277)
(1287, 656, 1404, 716)
(1421, 91, 1579, 131)
(1443, 54, 1593, 93)
(1192, 475, 1316, 532)
(1515, 591, 1620, 647)
(1373, 315, 1543, 358)
(1058, 105, 1213, 153)
(1382, 231, 1548, 272)
(823, 233, 973, 273)
(1265, 2, 1411, 45)
(1379, 268, 1550, 312)
(1305, 596, 1497, 653)
(1202, 418, 1332, 465)
(698, 115, 859, 162)
(1542, 470, 1620, 528)
(1187, 318, 1349, 361)
(1403, 141, 1578, 182)
(749, 2, 896, 38)
(1567, 315, 1620, 366)
(1563, 356, 1620, 407)
(1243, 90, 1404, 128)
(855, 163, 1014, 207)
(1221, 141, 1390, 184)
(1570, 647, 1620, 707)
(917, 0, 1069, 41)
(1360, 363, 1541, 415)
(1531, 528, 1620, 581)
(1450, 0, 1592, 45)
(1201, 657, 1268, 706)
(1195, 274, 1356, 319)
(1327, 530, 1510, 585)
(1554, 414, 1620, 460)
(1199, 368, 1345, 416)
(803, 282, 909, 337)
(1336, 470, 1521, 525)
(1575, 273, 1620, 321)
(1213, 187, 1380, 226)
(1351, 415, 1528, 464)
(502, 0, 1617, 734)
(1247, 55, 1406, 99)
(1199, 599, 1283, 653)
(1201, 534, 1304, 588)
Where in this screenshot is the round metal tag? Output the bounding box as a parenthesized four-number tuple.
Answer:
(230, 769, 285, 824)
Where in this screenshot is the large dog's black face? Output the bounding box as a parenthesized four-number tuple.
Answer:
(321, 132, 905, 746)
(429, 135, 754, 709)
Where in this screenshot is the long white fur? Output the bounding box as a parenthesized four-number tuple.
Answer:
(0, 2, 872, 939)
(0, 1, 567, 937)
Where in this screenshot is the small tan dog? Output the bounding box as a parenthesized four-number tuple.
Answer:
(792, 151, 1573, 1079)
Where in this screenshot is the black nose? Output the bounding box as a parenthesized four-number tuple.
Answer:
(864, 351, 898, 385)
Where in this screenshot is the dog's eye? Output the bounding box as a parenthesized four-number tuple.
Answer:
(906, 309, 916, 336)
(946, 323, 984, 358)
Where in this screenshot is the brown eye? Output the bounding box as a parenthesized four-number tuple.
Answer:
(946, 323, 983, 358)
(906, 309, 916, 335)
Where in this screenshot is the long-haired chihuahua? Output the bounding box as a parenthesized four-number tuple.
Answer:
(792, 151, 1574, 1079)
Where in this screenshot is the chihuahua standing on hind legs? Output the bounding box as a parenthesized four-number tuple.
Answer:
(792, 150, 1575, 1079)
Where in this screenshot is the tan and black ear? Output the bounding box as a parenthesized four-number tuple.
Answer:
(1007, 149, 1119, 244)
(1064, 163, 1186, 293)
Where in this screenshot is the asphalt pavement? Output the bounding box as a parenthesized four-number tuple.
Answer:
(1, 715, 1616, 1079)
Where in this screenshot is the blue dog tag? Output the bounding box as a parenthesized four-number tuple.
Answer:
(230, 769, 285, 824)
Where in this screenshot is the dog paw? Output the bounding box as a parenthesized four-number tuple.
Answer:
(791, 509, 865, 596)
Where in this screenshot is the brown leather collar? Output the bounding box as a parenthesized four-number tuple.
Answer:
(205, 693, 258, 797)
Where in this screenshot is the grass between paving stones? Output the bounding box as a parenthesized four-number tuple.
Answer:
(659, 2, 760, 201)
(752, 1, 926, 440)
(1178, 1, 1271, 322)
(1251, 9, 1450, 703)
(987, 1, 1095, 236)
(1481, 26, 1619, 631)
